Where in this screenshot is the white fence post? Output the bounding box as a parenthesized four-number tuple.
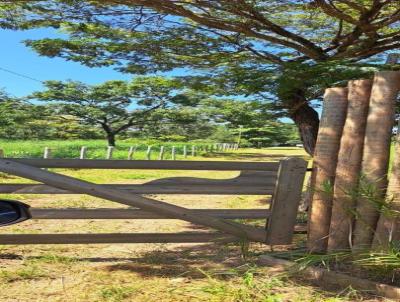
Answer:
(146, 146, 152, 160)
(183, 145, 187, 158)
(191, 145, 196, 157)
(106, 146, 114, 159)
(158, 146, 165, 160)
(128, 146, 136, 160)
(80, 146, 87, 159)
(171, 146, 176, 160)
(44, 147, 52, 159)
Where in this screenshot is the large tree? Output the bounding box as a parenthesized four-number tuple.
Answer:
(2, 1, 400, 153)
(31, 77, 185, 146)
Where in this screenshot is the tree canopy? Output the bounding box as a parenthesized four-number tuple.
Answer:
(31, 77, 186, 146)
(1, 1, 399, 153)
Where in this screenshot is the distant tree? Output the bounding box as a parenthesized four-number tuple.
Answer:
(139, 106, 215, 140)
(235, 123, 300, 147)
(0, 91, 46, 139)
(208, 126, 237, 143)
(2, 1, 400, 153)
(31, 77, 184, 146)
(22, 112, 103, 140)
(201, 99, 279, 128)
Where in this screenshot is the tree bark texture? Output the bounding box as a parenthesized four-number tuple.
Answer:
(327, 79, 372, 252)
(307, 87, 348, 253)
(289, 95, 320, 156)
(106, 132, 116, 147)
(353, 71, 400, 251)
(373, 121, 400, 248)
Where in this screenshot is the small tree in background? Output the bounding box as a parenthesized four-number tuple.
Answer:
(31, 77, 185, 146)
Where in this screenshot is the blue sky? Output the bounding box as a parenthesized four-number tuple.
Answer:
(0, 28, 135, 97)
(0, 28, 304, 122)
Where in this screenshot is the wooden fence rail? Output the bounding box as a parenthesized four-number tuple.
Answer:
(4, 159, 280, 170)
(29, 208, 270, 219)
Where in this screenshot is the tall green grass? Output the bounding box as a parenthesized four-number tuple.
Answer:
(0, 139, 215, 160)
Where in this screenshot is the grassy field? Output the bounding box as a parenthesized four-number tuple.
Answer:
(0, 139, 218, 160)
(0, 147, 386, 302)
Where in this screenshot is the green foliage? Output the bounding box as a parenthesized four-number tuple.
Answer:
(0, 139, 215, 160)
(30, 77, 187, 145)
(1, 1, 398, 152)
(355, 241, 400, 270)
(138, 105, 215, 141)
(232, 123, 299, 148)
(1, 1, 396, 115)
(207, 126, 236, 143)
(201, 99, 279, 128)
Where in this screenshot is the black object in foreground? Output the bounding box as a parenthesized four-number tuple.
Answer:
(0, 199, 31, 227)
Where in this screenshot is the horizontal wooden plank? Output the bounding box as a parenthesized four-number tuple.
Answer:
(0, 233, 239, 244)
(30, 208, 270, 219)
(0, 183, 275, 195)
(0, 225, 305, 245)
(5, 159, 280, 171)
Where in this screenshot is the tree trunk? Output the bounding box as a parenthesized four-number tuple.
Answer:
(307, 87, 349, 253)
(100, 122, 116, 147)
(289, 93, 319, 156)
(286, 91, 320, 213)
(353, 71, 400, 251)
(327, 79, 372, 252)
(106, 132, 116, 147)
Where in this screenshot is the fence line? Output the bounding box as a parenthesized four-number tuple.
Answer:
(0, 143, 239, 161)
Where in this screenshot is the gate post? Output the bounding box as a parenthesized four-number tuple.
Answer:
(266, 157, 307, 245)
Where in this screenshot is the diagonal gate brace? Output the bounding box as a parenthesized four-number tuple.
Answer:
(0, 159, 267, 243)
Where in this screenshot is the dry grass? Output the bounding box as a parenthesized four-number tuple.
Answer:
(0, 148, 388, 301)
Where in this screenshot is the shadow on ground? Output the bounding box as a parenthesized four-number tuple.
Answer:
(101, 243, 247, 279)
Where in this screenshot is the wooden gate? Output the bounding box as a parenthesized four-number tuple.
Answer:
(0, 157, 307, 245)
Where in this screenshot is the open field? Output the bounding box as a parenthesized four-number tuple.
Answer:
(0, 147, 387, 302)
(0, 139, 219, 160)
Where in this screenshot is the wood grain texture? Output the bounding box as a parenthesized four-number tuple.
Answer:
(266, 157, 307, 245)
(4, 159, 280, 171)
(0, 233, 239, 244)
(30, 208, 270, 219)
(0, 183, 275, 195)
(0, 171, 276, 195)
